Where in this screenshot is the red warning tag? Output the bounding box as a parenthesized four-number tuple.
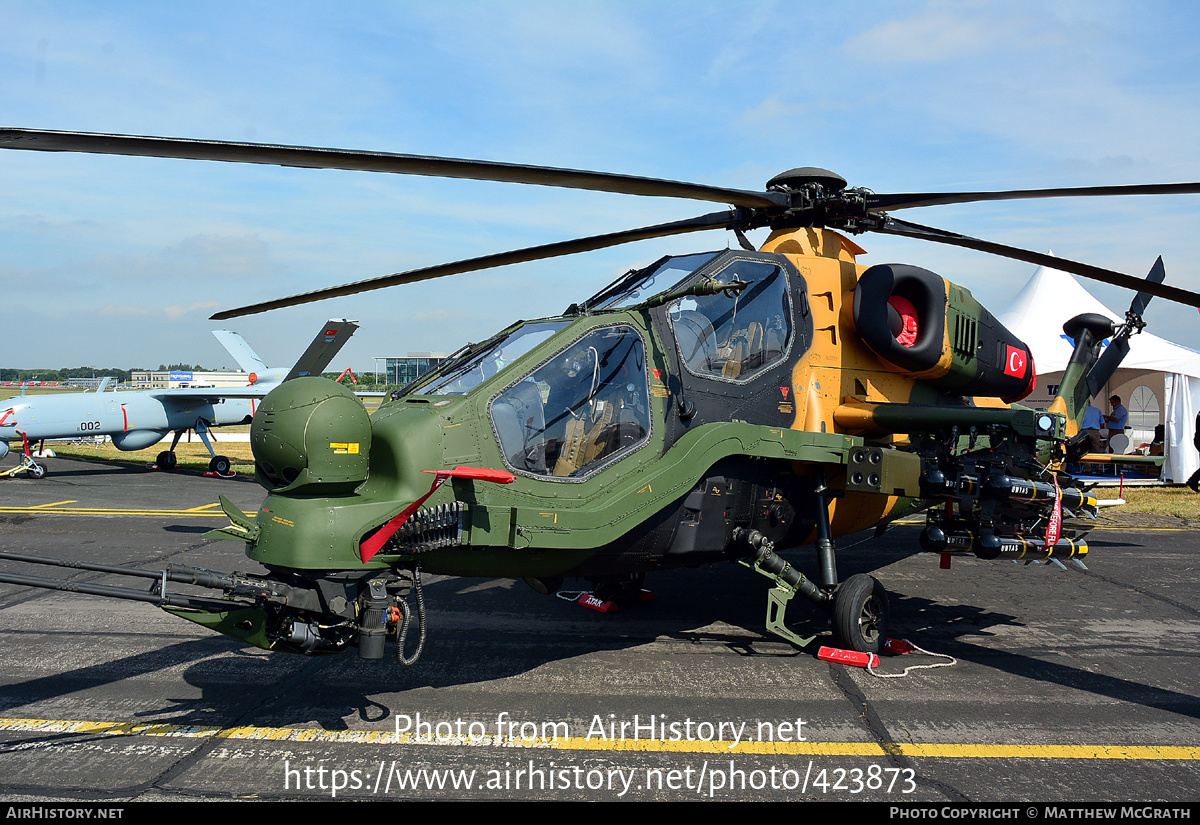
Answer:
(1044, 473, 1063, 546)
(780, 386, 790, 399)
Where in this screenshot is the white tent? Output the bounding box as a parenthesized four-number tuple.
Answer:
(997, 263, 1200, 483)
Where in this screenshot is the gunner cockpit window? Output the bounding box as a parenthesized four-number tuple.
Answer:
(490, 325, 650, 480)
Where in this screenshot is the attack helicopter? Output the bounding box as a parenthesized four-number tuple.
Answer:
(2, 128, 1200, 663)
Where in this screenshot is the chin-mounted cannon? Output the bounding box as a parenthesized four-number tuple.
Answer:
(0, 548, 429, 664)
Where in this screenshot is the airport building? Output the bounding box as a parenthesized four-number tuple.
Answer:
(377, 353, 451, 387)
(64, 377, 122, 389)
(130, 370, 251, 389)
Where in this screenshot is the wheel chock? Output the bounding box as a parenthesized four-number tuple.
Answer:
(578, 593, 619, 613)
(817, 645, 880, 668)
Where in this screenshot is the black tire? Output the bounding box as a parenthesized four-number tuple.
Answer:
(832, 574, 889, 653)
(26, 462, 46, 480)
(156, 450, 177, 470)
(209, 455, 232, 475)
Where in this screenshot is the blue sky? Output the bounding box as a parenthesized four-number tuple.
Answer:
(3, 0, 1200, 372)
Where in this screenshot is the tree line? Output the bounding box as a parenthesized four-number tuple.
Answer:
(2, 366, 389, 386)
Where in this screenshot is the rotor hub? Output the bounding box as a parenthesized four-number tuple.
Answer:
(766, 167, 848, 195)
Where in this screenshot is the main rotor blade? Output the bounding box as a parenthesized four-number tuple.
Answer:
(0, 128, 787, 209)
(867, 182, 1200, 212)
(211, 211, 737, 319)
(875, 217, 1200, 308)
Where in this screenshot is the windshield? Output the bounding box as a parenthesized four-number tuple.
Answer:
(587, 252, 719, 310)
(415, 320, 571, 396)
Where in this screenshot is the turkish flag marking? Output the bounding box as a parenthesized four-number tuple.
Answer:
(1004, 345, 1027, 378)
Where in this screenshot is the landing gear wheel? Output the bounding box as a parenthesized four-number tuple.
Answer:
(156, 450, 177, 471)
(832, 574, 888, 653)
(26, 462, 46, 480)
(208, 455, 231, 475)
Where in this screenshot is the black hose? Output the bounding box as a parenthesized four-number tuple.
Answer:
(395, 565, 426, 667)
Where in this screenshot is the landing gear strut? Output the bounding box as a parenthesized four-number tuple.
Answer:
(740, 466, 893, 654)
(154, 421, 233, 477)
(1, 432, 48, 480)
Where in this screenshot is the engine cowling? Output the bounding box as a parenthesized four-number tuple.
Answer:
(852, 263, 1036, 402)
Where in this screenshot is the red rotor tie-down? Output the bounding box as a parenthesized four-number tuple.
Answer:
(359, 466, 515, 562)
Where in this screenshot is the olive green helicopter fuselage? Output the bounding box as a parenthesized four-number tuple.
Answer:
(194, 226, 1096, 659)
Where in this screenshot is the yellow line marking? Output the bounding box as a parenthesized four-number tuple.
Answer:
(0, 717, 1195, 759)
(892, 519, 1196, 533)
(185, 502, 224, 512)
(0, 506, 236, 518)
(31, 501, 77, 509)
(1089, 526, 1198, 532)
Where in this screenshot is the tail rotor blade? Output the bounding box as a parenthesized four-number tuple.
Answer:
(1086, 337, 1130, 399)
(1129, 256, 1166, 319)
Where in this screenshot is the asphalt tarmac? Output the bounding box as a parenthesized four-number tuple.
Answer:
(0, 455, 1198, 802)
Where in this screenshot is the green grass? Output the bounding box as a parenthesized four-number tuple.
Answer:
(1100, 486, 1200, 521)
(0, 386, 90, 402)
(47, 441, 255, 473)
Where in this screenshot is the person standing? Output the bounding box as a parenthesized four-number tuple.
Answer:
(1080, 404, 1104, 453)
(1104, 395, 1128, 445)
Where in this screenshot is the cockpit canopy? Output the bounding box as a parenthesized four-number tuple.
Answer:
(419, 320, 570, 397)
(394, 250, 804, 481)
(491, 324, 649, 480)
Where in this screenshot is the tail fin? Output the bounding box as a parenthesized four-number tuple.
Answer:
(212, 329, 269, 374)
(284, 320, 359, 381)
(1050, 257, 1163, 434)
(1049, 313, 1116, 430)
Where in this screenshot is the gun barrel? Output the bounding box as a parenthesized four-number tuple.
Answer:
(0, 569, 250, 611)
